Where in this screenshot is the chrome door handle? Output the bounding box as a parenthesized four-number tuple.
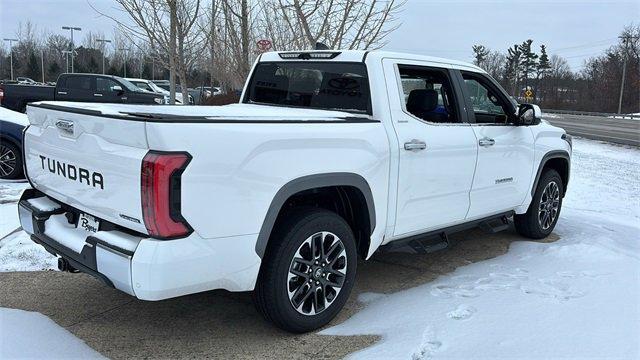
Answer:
(479, 138, 495, 147)
(57, 91, 67, 95)
(94, 93, 103, 97)
(404, 139, 427, 151)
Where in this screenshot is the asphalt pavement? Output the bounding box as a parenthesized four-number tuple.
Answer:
(544, 113, 640, 146)
(0, 227, 558, 359)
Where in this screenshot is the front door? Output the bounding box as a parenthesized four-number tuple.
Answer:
(385, 61, 478, 237)
(95, 77, 126, 103)
(458, 71, 535, 218)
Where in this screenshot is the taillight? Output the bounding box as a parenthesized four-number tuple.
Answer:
(141, 151, 192, 239)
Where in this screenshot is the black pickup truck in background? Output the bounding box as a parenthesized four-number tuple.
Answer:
(0, 73, 166, 113)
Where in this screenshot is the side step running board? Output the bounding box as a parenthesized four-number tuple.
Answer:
(381, 211, 514, 254)
(478, 215, 510, 233)
(408, 232, 450, 254)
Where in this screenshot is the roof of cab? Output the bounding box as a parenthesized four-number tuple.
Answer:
(259, 50, 485, 73)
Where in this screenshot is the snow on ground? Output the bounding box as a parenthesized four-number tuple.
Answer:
(0, 180, 57, 271)
(322, 138, 640, 359)
(0, 107, 29, 126)
(0, 308, 104, 359)
(0, 138, 638, 358)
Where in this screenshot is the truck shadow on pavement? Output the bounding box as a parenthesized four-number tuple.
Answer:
(0, 226, 559, 359)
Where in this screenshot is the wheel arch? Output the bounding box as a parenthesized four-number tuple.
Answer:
(532, 150, 570, 197)
(0, 134, 21, 148)
(255, 172, 376, 259)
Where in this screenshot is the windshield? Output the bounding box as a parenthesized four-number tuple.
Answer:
(130, 81, 153, 92)
(245, 62, 371, 114)
(115, 77, 143, 92)
(130, 80, 166, 94)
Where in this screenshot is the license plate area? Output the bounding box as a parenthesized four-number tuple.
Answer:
(78, 213, 100, 234)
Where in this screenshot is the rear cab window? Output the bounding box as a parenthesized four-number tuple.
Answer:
(244, 62, 371, 114)
(64, 76, 93, 91)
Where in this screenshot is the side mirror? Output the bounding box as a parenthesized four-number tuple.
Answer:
(111, 85, 124, 94)
(517, 103, 542, 126)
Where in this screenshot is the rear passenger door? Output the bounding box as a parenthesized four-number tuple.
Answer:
(384, 60, 478, 238)
(57, 75, 94, 102)
(456, 71, 535, 218)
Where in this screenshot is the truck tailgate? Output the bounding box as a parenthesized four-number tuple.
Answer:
(24, 104, 149, 234)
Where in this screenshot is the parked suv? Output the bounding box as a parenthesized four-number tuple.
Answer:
(19, 50, 571, 333)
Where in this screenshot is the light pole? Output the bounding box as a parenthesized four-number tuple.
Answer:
(95, 39, 111, 74)
(41, 49, 45, 83)
(617, 35, 639, 114)
(62, 50, 72, 73)
(61, 26, 81, 73)
(119, 48, 130, 77)
(3, 38, 18, 80)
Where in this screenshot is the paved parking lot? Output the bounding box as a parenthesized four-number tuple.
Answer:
(0, 227, 557, 359)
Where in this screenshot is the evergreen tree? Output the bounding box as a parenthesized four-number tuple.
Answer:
(47, 61, 61, 82)
(518, 39, 538, 92)
(536, 45, 552, 101)
(537, 45, 551, 77)
(505, 44, 521, 96)
(472, 45, 489, 68)
(26, 51, 40, 81)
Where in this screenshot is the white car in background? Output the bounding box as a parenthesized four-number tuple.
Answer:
(16, 77, 38, 85)
(125, 78, 190, 105)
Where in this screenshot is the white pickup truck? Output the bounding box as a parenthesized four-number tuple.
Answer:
(19, 50, 571, 332)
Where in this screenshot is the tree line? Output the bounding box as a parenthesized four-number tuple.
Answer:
(0, 0, 405, 103)
(472, 25, 639, 114)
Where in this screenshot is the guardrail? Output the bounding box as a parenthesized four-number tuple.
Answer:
(542, 109, 640, 119)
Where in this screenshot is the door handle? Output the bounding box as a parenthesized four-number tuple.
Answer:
(57, 91, 67, 95)
(404, 139, 427, 151)
(94, 93, 103, 97)
(479, 138, 495, 147)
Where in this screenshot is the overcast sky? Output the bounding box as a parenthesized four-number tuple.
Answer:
(1, 0, 638, 71)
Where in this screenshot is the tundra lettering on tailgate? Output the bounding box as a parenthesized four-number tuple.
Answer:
(38, 155, 104, 189)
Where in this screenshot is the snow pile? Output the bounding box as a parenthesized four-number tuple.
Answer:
(322, 138, 640, 359)
(0, 106, 28, 126)
(0, 308, 104, 359)
(0, 180, 56, 271)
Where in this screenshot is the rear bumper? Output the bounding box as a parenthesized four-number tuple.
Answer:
(19, 189, 262, 300)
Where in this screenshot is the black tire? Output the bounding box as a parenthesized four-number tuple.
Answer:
(253, 208, 357, 333)
(0, 141, 23, 180)
(515, 169, 564, 239)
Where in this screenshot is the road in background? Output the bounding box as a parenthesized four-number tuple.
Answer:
(543, 112, 640, 146)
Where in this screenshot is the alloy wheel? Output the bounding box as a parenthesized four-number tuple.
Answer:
(0, 145, 17, 177)
(287, 231, 348, 316)
(538, 181, 560, 230)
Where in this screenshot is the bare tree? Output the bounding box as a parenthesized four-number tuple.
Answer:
(92, 0, 205, 104)
(273, 0, 405, 50)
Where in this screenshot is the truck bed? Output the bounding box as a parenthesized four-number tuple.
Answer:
(29, 101, 376, 123)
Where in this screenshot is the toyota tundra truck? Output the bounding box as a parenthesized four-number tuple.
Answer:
(18, 50, 571, 333)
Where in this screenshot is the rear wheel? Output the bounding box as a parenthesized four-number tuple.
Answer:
(0, 141, 23, 180)
(515, 169, 563, 239)
(253, 208, 357, 333)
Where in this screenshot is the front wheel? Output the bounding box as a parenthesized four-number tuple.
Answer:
(515, 169, 564, 239)
(253, 208, 357, 333)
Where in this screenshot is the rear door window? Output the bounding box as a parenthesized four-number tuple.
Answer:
(66, 76, 93, 91)
(246, 62, 371, 114)
(398, 65, 459, 123)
